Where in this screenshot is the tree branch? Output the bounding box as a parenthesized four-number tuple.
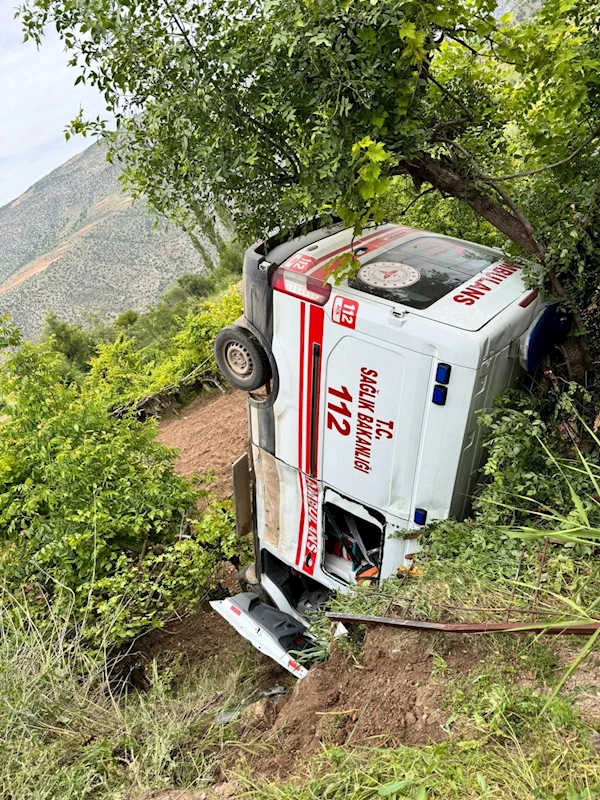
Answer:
(396, 187, 437, 217)
(441, 139, 538, 241)
(444, 33, 483, 57)
(391, 154, 544, 257)
(485, 128, 600, 182)
(431, 116, 471, 141)
(426, 74, 473, 119)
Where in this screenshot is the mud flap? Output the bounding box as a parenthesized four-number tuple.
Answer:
(210, 592, 309, 678)
(232, 453, 253, 538)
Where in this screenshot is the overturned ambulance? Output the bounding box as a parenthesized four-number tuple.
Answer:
(210, 221, 569, 676)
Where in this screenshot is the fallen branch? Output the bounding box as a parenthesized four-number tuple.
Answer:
(485, 127, 600, 182)
(111, 358, 214, 417)
(326, 611, 600, 636)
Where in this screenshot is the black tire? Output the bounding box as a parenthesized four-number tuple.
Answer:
(214, 326, 272, 392)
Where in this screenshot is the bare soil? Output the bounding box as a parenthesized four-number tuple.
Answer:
(133, 562, 251, 667)
(134, 784, 242, 800)
(157, 389, 248, 501)
(134, 391, 251, 669)
(243, 626, 485, 779)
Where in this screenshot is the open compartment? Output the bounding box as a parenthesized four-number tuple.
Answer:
(322, 489, 385, 585)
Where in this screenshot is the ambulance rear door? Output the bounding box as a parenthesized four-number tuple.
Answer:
(321, 295, 432, 521)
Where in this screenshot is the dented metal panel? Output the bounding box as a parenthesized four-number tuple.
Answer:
(253, 448, 281, 549)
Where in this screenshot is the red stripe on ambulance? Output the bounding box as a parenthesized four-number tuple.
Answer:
(280, 225, 417, 282)
(294, 304, 325, 575)
(295, 303, 307, 567)
(305, 226, 417, 281)
(304, 306, 324, 474)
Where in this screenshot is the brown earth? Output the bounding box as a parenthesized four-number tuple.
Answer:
(157, 389, 248, 500)
(135, 391, 251, 669)
(134, 782, 242, 800)
(241, 626, 485, 780)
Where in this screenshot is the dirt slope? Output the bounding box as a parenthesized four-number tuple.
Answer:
(158, 389, 248, 498)
(244, 626, 483, 779)
(137, 389, 253, 670)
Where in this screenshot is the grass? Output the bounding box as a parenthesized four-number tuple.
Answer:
(3, 408, 600, 799)
(3, 575, 600, 800)
(244, 734, 600, 800)
(0, 590, 266, 800)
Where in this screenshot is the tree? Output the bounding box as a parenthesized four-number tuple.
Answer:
(0, 322, 240, 643)
(177, 273, 215, 298)
(43, 311, 99, 376)
(20, 0, 600, 373)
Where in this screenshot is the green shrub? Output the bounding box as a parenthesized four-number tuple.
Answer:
(0, 323, 238, 644)
(84, 286, 243, 408)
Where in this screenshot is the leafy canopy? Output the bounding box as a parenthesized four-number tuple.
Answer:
(18, 1, 600, 249)
(18, 0, 600, 374)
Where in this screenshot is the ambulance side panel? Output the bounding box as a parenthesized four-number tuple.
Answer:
(411, 363, 479, 522)
(252, 443, 303, 568)
(320, 332, 432, 519)
(448, 346, 516, 520)
(449, 293, 547, 519)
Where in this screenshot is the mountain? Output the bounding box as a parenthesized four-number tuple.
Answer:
(496, 0, 543, 19)
(0, 141, 214, 339)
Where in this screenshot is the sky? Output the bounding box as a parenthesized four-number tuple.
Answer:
(0, 4, 109, 207)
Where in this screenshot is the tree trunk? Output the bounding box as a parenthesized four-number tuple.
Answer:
(397, 154, 545, 258)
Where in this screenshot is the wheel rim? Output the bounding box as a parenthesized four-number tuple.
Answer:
(225, 341, 254, 378)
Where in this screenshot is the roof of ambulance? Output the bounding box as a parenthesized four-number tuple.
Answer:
(266, 222, 527, 333)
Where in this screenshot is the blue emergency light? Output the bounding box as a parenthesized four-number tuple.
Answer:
(435, 363, 452, 384)
(520, 303, 572, 373)
(432, 385, 447, 405)
(414, 508, 427, 526)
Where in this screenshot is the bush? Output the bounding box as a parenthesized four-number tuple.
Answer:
(0, 322, 238, 643)
(84, 286, 243, 408)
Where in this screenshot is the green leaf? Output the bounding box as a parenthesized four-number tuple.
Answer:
(378, 779, 412, 797)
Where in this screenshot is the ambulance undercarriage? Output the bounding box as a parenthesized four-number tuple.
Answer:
(211, 222, 569, 677)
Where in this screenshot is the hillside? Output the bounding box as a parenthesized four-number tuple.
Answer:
(0, 141, 214, 338)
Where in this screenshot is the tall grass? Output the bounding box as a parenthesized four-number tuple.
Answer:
(245, 736, 600, 800)
(0, 589, 256, 799)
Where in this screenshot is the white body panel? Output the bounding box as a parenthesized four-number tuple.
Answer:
(210, 598, 308, 678)
(214, 222, 563, 676)
(250, 224, 546, 592)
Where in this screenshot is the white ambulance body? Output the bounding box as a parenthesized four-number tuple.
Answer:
(211, 221, 567, 674)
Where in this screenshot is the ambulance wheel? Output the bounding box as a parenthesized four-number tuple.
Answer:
(214, 326, 271, 391)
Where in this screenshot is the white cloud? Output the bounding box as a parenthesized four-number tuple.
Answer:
(0, 5, 111, 206)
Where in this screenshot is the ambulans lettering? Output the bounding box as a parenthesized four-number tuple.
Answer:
(302, 475, 319, 575)
(453, 263, 520, 305)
